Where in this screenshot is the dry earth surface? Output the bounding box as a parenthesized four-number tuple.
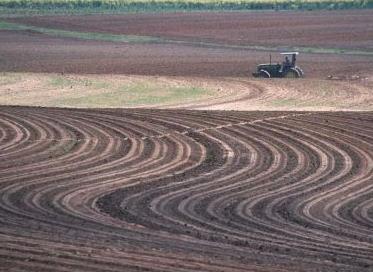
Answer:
(0, 10, 373, 272)
(1, 10, 373, 78)
(1, 73, 373, 111)
(7, 10, 373, 50)
(0, 106, 372, 272)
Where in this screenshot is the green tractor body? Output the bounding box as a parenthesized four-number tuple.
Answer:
(252, 52, 304, 78)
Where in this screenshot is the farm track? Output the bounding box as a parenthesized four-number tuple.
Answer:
(0, 106, 372, 271)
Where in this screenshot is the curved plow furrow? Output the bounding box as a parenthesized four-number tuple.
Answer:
(0, 106, 372, 272)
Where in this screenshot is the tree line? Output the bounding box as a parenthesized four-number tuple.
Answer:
(1, 0, 372, 12)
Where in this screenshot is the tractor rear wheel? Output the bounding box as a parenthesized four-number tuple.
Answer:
(284, 68, 301, 78)
(259, 70, 271, 78)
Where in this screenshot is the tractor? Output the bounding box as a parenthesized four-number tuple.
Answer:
(252, 52, 304, 78)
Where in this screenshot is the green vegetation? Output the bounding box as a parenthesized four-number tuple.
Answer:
(269, 98, 300, 107)
(0, 72, 22, 86)
(0, 0, 372, 15)
(48, 75, 110, 89)
(49, 75, 74, 88)
(50, 140, 77, 157)
(54, 83, 212, 107)
(0, 73, 214, 108)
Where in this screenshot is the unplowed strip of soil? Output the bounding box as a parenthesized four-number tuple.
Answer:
(1, 106, 372, 272)
(1, 73, 372, 111)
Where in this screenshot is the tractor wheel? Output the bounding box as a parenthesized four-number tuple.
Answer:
(259, 70, 271, 78)
(294, 66, 304, 77)
(284, 68, 301, 78)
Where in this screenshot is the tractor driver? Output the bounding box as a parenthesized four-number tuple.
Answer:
(284, 56, 291, 68)
(280, 56, 291, 73)
(291, 54, 296, 66)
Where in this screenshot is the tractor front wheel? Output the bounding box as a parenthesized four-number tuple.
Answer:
(294, 66, 304, 77)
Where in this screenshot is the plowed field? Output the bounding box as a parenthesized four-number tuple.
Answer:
(1, 10, 373, 77)
(1, 106, 372, 272)
(8, 10, 373, 50)
(1, 10, 373, 272)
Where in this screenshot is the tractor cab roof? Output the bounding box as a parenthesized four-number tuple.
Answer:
(280, 52, 299, 55)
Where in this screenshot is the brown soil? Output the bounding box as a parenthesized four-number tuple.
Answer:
(0, 106, 372, 272)
(1, 11, 373, 78)
(8, 10, 373, 50)
(0, 29, 372, 78)
(1, 12, 373, 271)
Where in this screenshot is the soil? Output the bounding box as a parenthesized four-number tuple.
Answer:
(1, 10, 373, 78)
(7, 10, 373, 50)
(0, 106, 372, 272)
(1, 73, 372, 111)
(1, 10, 373, 272)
